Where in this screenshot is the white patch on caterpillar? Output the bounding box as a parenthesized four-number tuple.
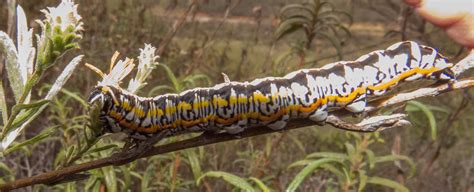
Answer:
(345, 94, 367, 113)
(141, 117, 152, 127)
(434, 58, 452, 69)
(306, 74, 320, 101)
(343, 65, 364, 92)
(328, 73, 346, 95)
(392, 53, 410, 76)
(387, 41, 404, 51)
(356, 53, 370, 62)
(363, 66, 379, 85)
(134, 117, 141, 125)
(321, 62, 339, 70)
(250, 77, 275, 86)
(284, 70, 302, 79)
(309, 108, 328, 122)
(291, 82, 309, 104)
(125, 111, 135, 121)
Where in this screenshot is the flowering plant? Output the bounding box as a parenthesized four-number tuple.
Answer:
(0, 0, 84, 152)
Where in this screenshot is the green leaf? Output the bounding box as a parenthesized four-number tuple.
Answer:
(306, 152, 348, 160)
(407, 101, 438, 140)
(275, 17, 311, 40)
(287, 158, 340, 192)
(249, 177, 271, 192)
(358, 170, 368, 192)
(0, 162, 13, 176)
(141, 164, 155, 192)
(183, 149, 202, 182)
(288, 159, 314, 168)
(58, 88, 89, 108)
(9, 100, 49, 128)
(344, 143, 356, 160)
(101, 166, 118, 192)
(374, 154, 416, 178)
(158, 64, 181, 92)
(364, 149, 376, 170)
(119, 167, 131, 189)
(405, 103, 450, 114)
(149, 85, 176, 95)
(320, 164, 345, 182)
(366, 176, 409, 192)
(14, 99, 49, 111)
(197, 171, 255, 192)
(4, 126, 56, 154)
(280, 4, 316, 18)
(182, 74, 212, 88)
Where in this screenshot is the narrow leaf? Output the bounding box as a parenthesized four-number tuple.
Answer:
(407, 101, 437, 140)
(184, 149, 203, 182)
(366, 176, 409, 192)
(45, 55, 84, 100)
(197, 171, 255, 192)
(358, 170, 368, 192)
(287, 158, 340, 192)
(4, 126, 55, 154)
(306, 152, 348, 160)
(0, 31, 22, 102)
(365, 149, 376, 170)
(374, 154, 416, 178)
(249, 177, 271, 192)
(158, 64, 181, 92)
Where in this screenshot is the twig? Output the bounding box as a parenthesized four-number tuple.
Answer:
(0, 52, 472, 191)
(156, 0, 197, 56)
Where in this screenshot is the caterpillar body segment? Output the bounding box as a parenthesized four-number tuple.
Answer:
(88, 41, 455, 139)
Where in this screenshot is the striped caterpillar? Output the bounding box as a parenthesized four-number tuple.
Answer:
(88, 41, 455, 139)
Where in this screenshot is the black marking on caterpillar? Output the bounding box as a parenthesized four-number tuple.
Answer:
(88, 41, 455, 139)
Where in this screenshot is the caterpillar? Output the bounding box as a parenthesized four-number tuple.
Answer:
(88, 41, 455, 139)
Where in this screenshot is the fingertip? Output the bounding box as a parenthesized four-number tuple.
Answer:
(403, 0, 423, 7)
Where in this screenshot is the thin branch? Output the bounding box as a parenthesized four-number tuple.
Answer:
(156, 0, 197, 56)
(0, 51, 473, 191)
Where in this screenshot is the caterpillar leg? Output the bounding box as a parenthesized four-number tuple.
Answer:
(345, 93, 367, 114)
(267, 120, 287, 130)
(223, 124, 245, 134)
(266, 111, 290, 130)
(434, 67, 456, 81)
(114, 130, 169, 165)
(308, 105, 328, 122)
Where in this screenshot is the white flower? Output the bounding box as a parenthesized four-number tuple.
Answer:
(98, 52, 136, 87)
(39, 0, 83, 35)
(35, 0, 83, 70)
(127, 44, 159, 93)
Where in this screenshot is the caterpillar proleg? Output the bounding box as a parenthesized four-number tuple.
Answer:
(88, 41, 455, 139)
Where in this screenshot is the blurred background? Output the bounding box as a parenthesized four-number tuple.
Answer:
(1, 0, 473, 191)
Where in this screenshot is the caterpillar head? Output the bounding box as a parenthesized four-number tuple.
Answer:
(88, 85, 121, 108)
